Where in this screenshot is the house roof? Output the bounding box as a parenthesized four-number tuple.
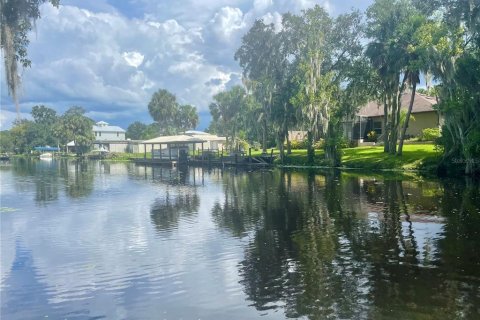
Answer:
(185, 130, 227, 141)
(142, 134, 207, 144)
(357, 92, 437, 117)
(92, 125, 126, 133)
(185, 130, 209, 135)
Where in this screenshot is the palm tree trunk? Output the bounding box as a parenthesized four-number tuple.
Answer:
(397, 82, 417, 155)
(383, 95, 390, 153)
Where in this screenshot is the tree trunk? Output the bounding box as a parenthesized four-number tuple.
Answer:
(389, 93, 399, 154)
(287, 134, 291, 155)
(307, 130, 315, 165)
(262, 118, 267, 154)
(398, 82, 417, 155)
(278, 133, 285, 163)
(324, 124, 341, 167)
(383, 95, 390, 153)
(389, 73, 409, 154)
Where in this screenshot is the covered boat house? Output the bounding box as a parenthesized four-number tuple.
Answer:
(139, 135, 207, 165)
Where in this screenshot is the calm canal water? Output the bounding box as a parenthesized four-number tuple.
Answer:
(1, 159, 479, 319)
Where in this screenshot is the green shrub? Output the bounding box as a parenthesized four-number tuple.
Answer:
(290, 139, 307, 149)
(367, 130, 378, 142)
(238, 139, 250, 152)
(314, 139, 324, 150)
(421, 128, 441, 141)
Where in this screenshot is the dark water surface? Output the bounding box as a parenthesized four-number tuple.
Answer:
(1, 159, 479, 319)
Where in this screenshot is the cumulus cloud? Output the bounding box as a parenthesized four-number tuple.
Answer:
(122, 52, 145, 68)
(209, 7, 247, 43)
(0, 0, 366, 129)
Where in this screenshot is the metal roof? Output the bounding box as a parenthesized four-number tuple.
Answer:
(34, 146, 60, 151)
(142, 135, 207, 144)
(185, 130, 209, 135)
(357, 92, 437, 117)
(92, 125, 126, 133)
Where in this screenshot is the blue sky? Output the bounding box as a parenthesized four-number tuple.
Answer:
(0, 0, 373, 130)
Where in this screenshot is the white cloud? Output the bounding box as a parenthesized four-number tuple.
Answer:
(122, 51, 144, 68)
(209, 7, 247, 43)
(0, 110, 31, 129)
(0, 0, 367, 129)
(253, 0, 273, 12)
(261, 11, 283, 32)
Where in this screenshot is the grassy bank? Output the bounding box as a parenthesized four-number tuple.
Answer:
(272, 144, 441, 172)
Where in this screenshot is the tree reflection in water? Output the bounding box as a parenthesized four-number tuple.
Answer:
(61, 160, 95, 199)
(213, 169, 480, 319)
(150, 191, 200, 234)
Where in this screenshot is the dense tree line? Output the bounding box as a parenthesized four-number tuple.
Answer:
(0, 105, 94, 155)
(125, 88, 200, 140)
(208, 0, 480, 175)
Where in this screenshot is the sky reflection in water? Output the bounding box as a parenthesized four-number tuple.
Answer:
(1, 159, 479, 319)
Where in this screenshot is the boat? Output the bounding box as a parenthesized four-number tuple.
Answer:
(0, 154, 10, 161)
(39, 152, 53, 160)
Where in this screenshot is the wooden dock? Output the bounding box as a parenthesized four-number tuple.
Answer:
(133, 158, 179, 167)
(133, 153, 275, 168)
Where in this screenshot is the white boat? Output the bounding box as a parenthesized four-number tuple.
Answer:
(39, 152, 53, 160)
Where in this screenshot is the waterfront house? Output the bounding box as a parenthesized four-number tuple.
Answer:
(184, 131, 226, 151)
(344, 92, 442, 142)
(92, 121, 127, 152)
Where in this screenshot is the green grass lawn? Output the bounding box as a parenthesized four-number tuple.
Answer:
(112, 144, 441, 172)
(341, 144, 441, 171)
(250, 144, 441, 172)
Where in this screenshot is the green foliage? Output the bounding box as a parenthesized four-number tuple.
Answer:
(126, 121, 148, 140)
(148, 88, 198, 135)
(209, 85, 250, 150)
(7, 105, 60, 154)
(421, 128, 441, 141)
(10, 119, 34, 153)
(176, 104, 199, 132)
(56, 106, 94, 155)
(416, 0, 480, 175)
(237, 139, 250, 152)
(367, 130, 378, 142)
(233, 5, 365, 163)
(126, 121, 160, 140)
(0, 131, 14, 153)
(314, 139, 324, 150)
(289, 139, 307, 150)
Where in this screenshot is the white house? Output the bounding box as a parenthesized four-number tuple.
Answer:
(185, 130, 226, 151)
(93, 121, 126, 141)
(92, 121, 130, 152)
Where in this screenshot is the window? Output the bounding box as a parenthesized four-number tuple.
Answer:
(117, 132, 119, 137)
(99, 132, 102, 137)
(373, 121, 382, 134)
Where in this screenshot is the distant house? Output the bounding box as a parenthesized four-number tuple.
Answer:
(90, 121, 130, 152)
(185, 130, 226, 151)
(344, 92, 442, 141)
(93, 121, 125, 141)
(288, 131, 308, 142)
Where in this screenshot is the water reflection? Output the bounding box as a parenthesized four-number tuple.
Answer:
(61, 160, 94, 199)
(214, 169, 480, 319)
(150, 192, 200, 234)
(134, 165, 206, 187)
(1, 161, 479, 319)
